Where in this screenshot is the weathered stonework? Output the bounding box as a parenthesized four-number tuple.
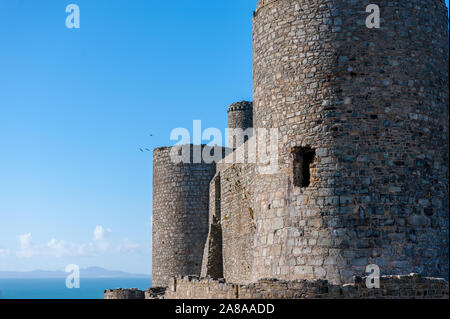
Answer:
(107, 0, 449, 299)
(228, 101, 254, 148)
(201, 173, 224, 279)
(104, 288, 145, 300)
(144, 287, 167, 299)
(251, 0, 449, 284)
(152, 145, 222, 287)
(163, 274, 449, 299)
(105, 274, 448, 299)
(217, 160, 256, 284)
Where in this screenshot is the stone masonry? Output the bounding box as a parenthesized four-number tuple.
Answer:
(251, 0, 449, 284)
(107, 0, 449, 299)
(227, 101, 254, 148)
(104, 288, 145, 300)
(106, 274, 448, 299)
(152, 145, 224, 287)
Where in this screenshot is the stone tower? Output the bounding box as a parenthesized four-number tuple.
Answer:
(251, 0, 449, 284)
(152, 145, 218, 287)
(227, 101, 253, 148)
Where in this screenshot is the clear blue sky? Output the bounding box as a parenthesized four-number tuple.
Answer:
(0, 1, 448, 274)
(0, 0, 255, 274)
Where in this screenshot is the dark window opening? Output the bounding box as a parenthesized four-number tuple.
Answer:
(292, 146, 315, 188)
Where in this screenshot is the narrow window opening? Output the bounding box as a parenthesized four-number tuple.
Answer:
(292, 146, 316, 188)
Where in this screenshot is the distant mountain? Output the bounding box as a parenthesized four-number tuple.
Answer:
(0, 267, 150, 279)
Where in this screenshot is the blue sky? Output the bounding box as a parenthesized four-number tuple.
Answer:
(0, 0, 255, 274)
(0, 1, 449, 274)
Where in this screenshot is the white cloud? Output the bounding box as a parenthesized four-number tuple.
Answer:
(0, 247, 10, 257)
(12, 226, 149, 259)
(47, 238, 76, 257)
(47, 238, 63, 250)
(17, 233, 39, 258)
(19, 233, 32, 247)
(93, 225, 111, 241)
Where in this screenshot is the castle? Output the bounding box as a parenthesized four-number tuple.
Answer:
(105, 0, 449, 299)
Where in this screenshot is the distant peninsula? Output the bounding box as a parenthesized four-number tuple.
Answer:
(0, 267, 151, 279)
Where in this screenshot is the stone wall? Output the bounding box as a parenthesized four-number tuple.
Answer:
(104, 288, 145, 299)
(201, 173, 224, 279)
(144, 287, 167, 299)
(106, 1, 449, 298)
(201, 143, 257, 284)
(200, 134, 260, 284)
(152, 145, 220, 287)
(219, 160, 256, 284)
(146, 274, 448, 299)
(252, 0, 449, 284)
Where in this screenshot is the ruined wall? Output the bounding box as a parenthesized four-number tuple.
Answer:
(201, 173, 224, 279)
(252, 0, 449, 284)
(152, 145, 219, 287)
(201, 145, 257, 284)
(202, 100, 256, 284)
(219, 160, 256, 284)
(144, 287, 167, 299)
(105, 274, 449, 299)
(157, 274, 449, 299)
(104, 288, 145, 299)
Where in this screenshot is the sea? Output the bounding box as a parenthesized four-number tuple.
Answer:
(0, 277, 152, 299)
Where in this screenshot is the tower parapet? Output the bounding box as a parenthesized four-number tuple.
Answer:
(227, 101, 253, 149)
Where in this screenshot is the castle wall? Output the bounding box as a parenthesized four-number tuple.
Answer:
(201, 152, 257, 283)
(152, 145, 218, 287)
(107, 0, 449, 299)
(104, 288, 145, 299)
(201, 173, 224, 279)
(252, 0, 449, 284)
(201, 101, 256, 284)
(218, 160, 256, 284)
(159, 274, 449, 299)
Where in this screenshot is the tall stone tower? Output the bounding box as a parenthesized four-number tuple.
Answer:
(152, 145, 218, 287)
(227, 101, 253, 148)
(252, 0, 449, 284)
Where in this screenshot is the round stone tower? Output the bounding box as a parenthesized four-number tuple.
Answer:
(227, 101, 253, 148)
(152, 145, 218, 287)
(251, 0, 448, 284)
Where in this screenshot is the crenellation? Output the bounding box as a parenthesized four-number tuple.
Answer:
(227, 101, 254, 149)
(106, 274, 449, 299)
